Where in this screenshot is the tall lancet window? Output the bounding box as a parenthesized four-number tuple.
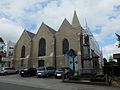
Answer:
(38, 38, 46, 56)
(21, 45, 25, 67)
(63, 38, 69, 54)
(21, 45, 25, 58)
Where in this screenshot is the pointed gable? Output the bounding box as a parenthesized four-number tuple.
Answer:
(58, 18, 71, 31)
(72, 11, 81, 28)
(35, 22, 46, 36)
(15, 29, 33, 55)
(36, 22, 56, 36)
(16, 30, 32, 44)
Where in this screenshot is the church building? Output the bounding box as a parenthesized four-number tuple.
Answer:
(13, 11, 102, 74)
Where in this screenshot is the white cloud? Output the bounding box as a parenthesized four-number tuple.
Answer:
(0, 0, 120, 59)
(95, 15, 120, 41)
(28, 0, 120, 30)
(1, 0, 120, 30)
(0, 18, 23, 43)
(102, 42, 120, 59)
(30, 0, 75, 31)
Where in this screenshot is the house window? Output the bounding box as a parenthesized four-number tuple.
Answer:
(63, 38, 69, 54)
(21, 45, 25, 58)
(38, 38, 46, 56)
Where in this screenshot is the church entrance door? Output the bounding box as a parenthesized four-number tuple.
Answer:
(66, 49, 78, 74)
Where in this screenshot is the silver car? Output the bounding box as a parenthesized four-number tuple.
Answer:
(36, 66, 56, 78)
(0, 67, 18, 76)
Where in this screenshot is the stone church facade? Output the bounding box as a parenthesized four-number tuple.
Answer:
(13, 11, 102, 74)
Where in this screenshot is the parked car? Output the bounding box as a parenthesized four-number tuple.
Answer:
(19, 68, 36, 77)
(0, 67, 18, 76)
(55, 67, 74, 79)
(36, 66, 56, 78)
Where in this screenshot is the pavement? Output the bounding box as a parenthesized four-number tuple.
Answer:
(0, 74, 120, 90)
(0, 82, 50, 90)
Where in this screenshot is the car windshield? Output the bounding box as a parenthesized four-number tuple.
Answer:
(37, 67, 45, 71)
(2, 67, 9, 70)
(24, 69, 28, 71)
(56, 68, 64, 71)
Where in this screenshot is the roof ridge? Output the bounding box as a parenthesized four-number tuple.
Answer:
(44, 23, 56, 34)
(25, 30, 35, 39)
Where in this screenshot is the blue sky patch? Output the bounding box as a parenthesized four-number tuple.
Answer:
(94, 26, 102, 34)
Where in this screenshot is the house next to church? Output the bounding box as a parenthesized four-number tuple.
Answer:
(13, 11, 102, 75)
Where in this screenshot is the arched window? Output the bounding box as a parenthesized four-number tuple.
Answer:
(63, 38, 69, 54)
(38, 38, 46, 56)
(21, 45, 25, 58)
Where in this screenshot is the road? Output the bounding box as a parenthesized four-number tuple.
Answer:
(0, 74, 119, 90)
(0, 82, 50, 90)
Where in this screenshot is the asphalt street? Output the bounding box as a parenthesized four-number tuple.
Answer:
(0, 74, 119, 90)
(0, 82, 51, 90)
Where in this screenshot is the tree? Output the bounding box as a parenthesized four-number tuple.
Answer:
(115, 33, 120, 48)
(109, 56, 116, 66)
(103, 58, 107, 65)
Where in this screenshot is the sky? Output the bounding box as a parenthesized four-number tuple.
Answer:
(0, 0, 120, 59)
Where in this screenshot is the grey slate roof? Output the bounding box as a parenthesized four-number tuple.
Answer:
(26, 30, 35, 39)
(44, 24, 56, 34)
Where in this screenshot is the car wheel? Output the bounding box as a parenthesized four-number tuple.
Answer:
(46, 73, 50, 77)
(16, 71, 19, 74)
(37, 76, 40, 78)
(55, 76, 57, 78)
(4, 72, 7, 76)
(21, 75, 24, 77)
(1, 73, 4, 76)
(28, 74, 31, 77)
(55, 76, 59, 79)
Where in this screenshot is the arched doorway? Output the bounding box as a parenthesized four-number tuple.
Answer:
(66, 49, 78, 73)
